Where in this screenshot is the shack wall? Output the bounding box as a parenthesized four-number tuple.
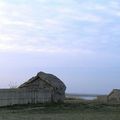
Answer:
(0, 89, 51, 106)
(108, 92, 120, 103)
(97, 95, 108, 103)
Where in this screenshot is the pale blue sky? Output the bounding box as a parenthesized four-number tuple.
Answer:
(0, 0, 120, 94)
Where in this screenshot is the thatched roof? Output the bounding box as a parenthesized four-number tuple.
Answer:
(19, 72, 66, 91)
(108, 89, 120, 97)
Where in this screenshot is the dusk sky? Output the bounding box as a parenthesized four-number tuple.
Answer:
(0, 0, 120, 94)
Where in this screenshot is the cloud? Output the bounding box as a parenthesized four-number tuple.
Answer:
(0, 0, 120, 56)
(73, 13, 102, 22)
(57, 6, 103, 23)
(0, 41, 94, 56)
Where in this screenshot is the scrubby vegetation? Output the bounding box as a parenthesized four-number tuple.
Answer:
(0, 100, 120, 120)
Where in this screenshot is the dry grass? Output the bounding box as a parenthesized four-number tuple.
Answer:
(0, 100, 120, 120)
